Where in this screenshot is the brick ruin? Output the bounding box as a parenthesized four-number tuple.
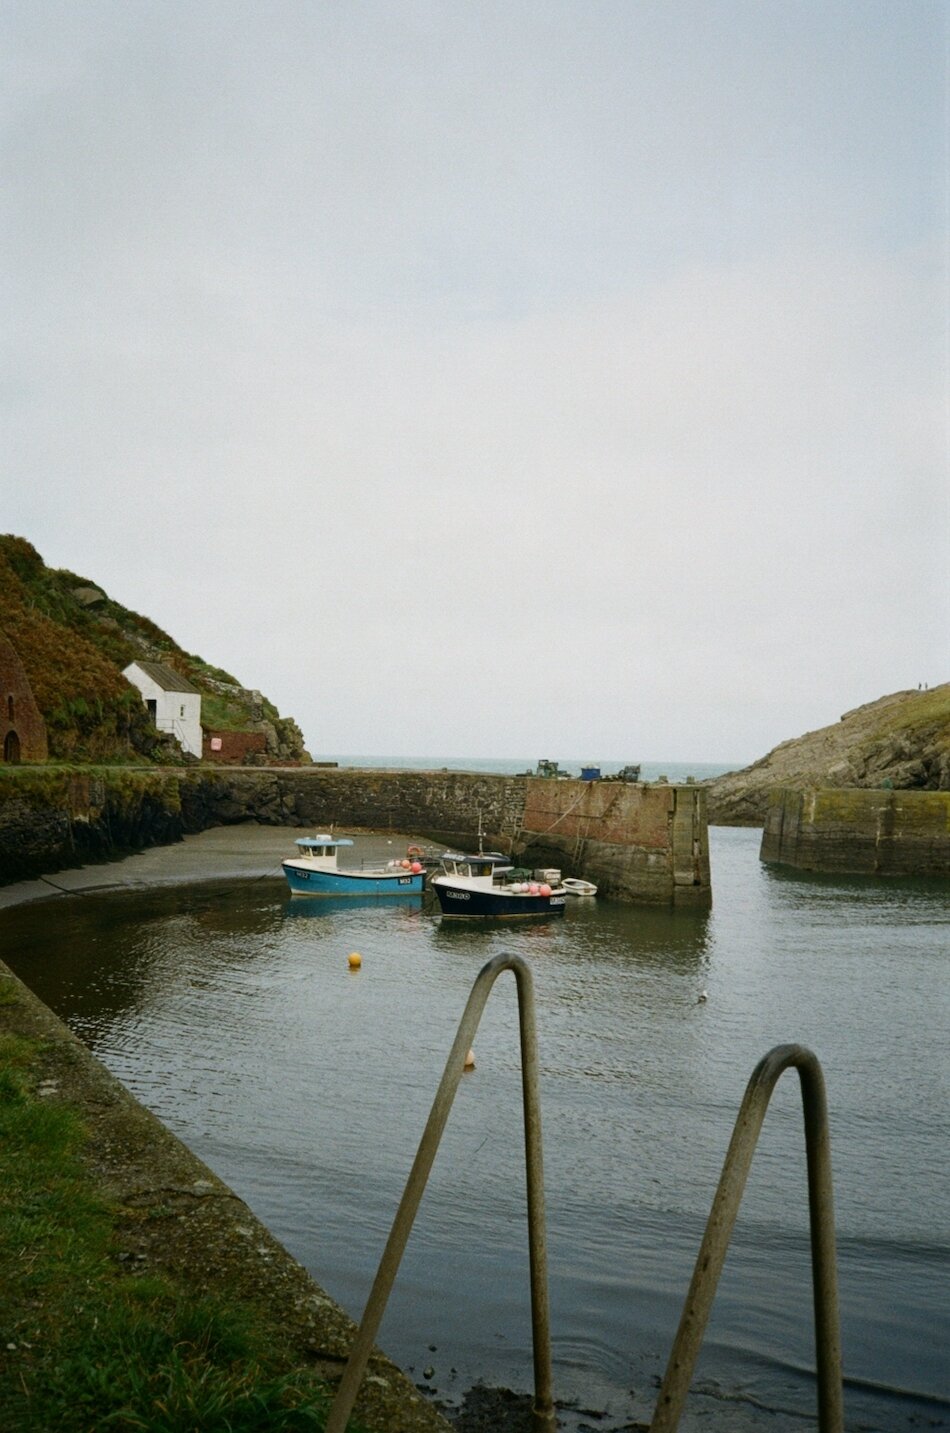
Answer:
(0, 631, 48, 764)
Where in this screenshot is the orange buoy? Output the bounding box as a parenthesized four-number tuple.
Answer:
(347, 952, 362, 970)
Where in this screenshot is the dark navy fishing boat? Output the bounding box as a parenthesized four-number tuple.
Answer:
(430, 850, 567, 918)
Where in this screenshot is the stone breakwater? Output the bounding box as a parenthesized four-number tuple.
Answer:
(0, 766, 711, 906)
(760, 787, 950, 877)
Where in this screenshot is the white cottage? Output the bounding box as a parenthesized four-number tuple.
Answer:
(123, 661, 202, 758)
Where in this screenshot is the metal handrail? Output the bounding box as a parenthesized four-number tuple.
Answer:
(650, 1043, 843, 1432)
(325, 953, 555, 1433)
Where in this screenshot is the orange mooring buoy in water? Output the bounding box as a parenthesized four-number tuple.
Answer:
(348, 952, 362, 970)
(464, 1048, 476, 1070)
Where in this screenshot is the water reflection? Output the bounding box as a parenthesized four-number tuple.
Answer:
(282, 893, 424, 919)
(428, 896, 711, 972)
(761, 856, 950, 900)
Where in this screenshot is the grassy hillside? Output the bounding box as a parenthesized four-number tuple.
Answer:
(0, 536, 308, 764)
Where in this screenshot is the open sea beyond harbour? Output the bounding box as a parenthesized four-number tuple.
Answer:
(2, 761, 948, 1430)
(319, 756, 736, 783)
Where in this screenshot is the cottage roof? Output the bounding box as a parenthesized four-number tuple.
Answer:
(128, 661, 201, 695)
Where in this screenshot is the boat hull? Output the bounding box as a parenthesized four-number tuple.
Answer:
(562, 878, 598, 897)
(282, 863, 425, 897)
(433, 882, 566, 918)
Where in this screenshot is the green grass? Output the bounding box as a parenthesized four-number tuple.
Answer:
(0, 1034, 346, 1431)
(199, 693, 256, 732)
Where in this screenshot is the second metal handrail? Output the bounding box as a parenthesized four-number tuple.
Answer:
(650, 1043, 843, 1432)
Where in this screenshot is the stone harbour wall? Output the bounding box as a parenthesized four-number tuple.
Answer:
(0, 766, 711, 905)
(516, 776, 710, 905)
(760, 787, 950, 876)
(0, 768, 185, 883)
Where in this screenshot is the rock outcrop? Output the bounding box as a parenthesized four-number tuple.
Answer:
(707, 684, 950, 826)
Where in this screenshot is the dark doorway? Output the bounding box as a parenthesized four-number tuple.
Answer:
(3, 730, 21, 763)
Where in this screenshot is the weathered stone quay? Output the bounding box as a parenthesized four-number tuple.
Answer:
(760, 786, 950, 876)
(0, 765, 711, 904)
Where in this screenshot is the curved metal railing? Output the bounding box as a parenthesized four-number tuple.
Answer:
(650, 1043, 843, 1431)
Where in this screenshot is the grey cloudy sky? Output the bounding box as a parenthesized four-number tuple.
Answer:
(3, 1, 947, 763)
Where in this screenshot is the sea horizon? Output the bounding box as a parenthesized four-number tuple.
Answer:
(313, 754, 740, 782)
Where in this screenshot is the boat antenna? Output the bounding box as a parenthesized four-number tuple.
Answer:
(478, 808, 484, 854)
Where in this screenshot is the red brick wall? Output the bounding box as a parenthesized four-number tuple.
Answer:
(202, 730, 267, 764)
(0, 633, 48, 763)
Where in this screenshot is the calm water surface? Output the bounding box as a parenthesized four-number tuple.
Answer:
(3, 828, 948, 1431)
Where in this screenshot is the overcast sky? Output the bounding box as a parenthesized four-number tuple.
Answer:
(3, 2, 947, 764)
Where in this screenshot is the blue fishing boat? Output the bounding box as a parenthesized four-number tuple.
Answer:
(431, 851, 567, 919)
(281, 835, 426, 898)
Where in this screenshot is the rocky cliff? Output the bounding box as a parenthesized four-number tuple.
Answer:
(707, 683, 950, 826)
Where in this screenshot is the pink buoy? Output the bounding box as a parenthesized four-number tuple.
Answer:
(539, 883, 552, 897)
(410, 861, 422, 873)
(529, 882, 540, 895)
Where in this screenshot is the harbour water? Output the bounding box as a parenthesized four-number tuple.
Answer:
(2, 817, 948, 1430)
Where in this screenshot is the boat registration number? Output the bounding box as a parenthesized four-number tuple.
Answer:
(398, 876, 413, 885)
(445, 890, 470, 900)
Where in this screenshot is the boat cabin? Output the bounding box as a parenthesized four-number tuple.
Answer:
(439, 852, 513, 881)
(293, 835, 354, 865)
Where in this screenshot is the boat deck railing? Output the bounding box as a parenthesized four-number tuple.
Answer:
(325, 954, 844, 1433)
